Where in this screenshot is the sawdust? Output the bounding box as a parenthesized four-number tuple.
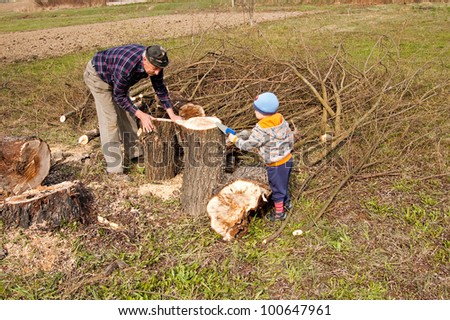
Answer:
(138, 174, 182, 201)
(1, 229, 75, 274)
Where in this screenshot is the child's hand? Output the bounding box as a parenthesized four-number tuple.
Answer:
(227, 133, 237, 143)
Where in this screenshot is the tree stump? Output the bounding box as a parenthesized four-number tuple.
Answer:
(207, 166, 271, 241)
(0, 136, 51, 198)
(141, 119, 178, 181)
(178, 117, 226, 217)
(1, 181, 88, 229)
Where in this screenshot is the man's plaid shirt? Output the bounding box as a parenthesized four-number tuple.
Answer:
(92, 44, 172, 114)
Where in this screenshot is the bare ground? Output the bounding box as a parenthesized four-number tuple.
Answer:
(0, 10, 302, 64)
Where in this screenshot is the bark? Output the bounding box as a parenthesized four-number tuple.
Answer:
(0, 136, 51, 198)
(177, 117, 226, 217)
(1, 181, 88, 229)
(142, 119, 179, 181)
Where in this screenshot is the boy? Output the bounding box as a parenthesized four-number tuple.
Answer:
(228, 92, 294, 221)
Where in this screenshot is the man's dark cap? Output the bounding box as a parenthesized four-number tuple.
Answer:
(145, 45, 169, 68)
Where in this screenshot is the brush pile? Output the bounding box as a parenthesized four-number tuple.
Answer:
(129, 39, 447, 240)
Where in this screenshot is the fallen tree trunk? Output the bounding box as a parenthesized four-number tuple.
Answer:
(0, 136, 51, 197)
(178, 117, 225, 217)
(1, 180, 87, 229)
(207, 166, 270, 241)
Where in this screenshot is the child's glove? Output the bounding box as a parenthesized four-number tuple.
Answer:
(236, 130, 251, 140)
(227, 133, 237, 144)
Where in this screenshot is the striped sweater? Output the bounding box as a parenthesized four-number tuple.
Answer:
(234, 113, 294, 166)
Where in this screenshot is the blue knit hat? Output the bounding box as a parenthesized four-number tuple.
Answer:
(253, 92, 279, 115)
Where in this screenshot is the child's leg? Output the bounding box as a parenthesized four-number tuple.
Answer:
(266, 158, 293, 215)
(267, 167, 285, 212)
(284, 158, 293, 209)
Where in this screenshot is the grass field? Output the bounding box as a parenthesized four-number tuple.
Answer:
(0, 3, 449, 300)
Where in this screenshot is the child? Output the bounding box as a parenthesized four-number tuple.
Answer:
(228, 92, 294, 221)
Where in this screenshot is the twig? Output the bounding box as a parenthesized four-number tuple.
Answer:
(60, 92, 92, 123)
(189, 59, 219, 100)
(284, 62, 336, 117)
(302, 137, 382, 232)
(417, 173, 450, 181)
(332, 81, 342, 135)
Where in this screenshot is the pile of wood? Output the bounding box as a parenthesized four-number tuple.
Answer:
(133, 41, 440, 241)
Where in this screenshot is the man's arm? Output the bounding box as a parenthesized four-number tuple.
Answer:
(165, 108, 182, 121)
(150, 70, 182, 121)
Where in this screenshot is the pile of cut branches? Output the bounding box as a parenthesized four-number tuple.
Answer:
(129, 37, 448, 238)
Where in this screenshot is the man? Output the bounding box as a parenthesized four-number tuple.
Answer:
(83, 44, 181, 179)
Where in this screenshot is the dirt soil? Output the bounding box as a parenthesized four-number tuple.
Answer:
(0, 10, 302, 64)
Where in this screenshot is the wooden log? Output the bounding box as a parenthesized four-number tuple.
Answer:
(60, 91, 92, 123)
(0, 136, 51, 197)
(1, 181, 87, 229)
(178, 117, 226, 217)
(207, 166, 270, 241)
(142, 119, 178, 181)
(59, 110, 75, 123)
(77, 128, 100, 145)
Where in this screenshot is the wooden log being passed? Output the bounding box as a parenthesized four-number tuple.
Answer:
(1, 181, 86, 229)
(207, 166, 271, 241)
(0, 136, 51, 197)
(178, 117, 226, 217)
(141, 118, 178, 181)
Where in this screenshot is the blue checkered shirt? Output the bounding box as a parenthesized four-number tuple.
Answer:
(92, 44, 172, 114)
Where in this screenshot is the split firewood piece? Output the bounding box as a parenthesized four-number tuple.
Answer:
(177, 116, 226, 217)
(1, 181, 86, 229)
(0, 136, 51, 197)
(207, 179, 271, 241)
(77, 128, 100, 145)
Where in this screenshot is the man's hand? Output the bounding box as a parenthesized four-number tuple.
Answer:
(227, 133, 237, 144)
(166, 108, 183, 122)
(135, 109, 156, 133)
